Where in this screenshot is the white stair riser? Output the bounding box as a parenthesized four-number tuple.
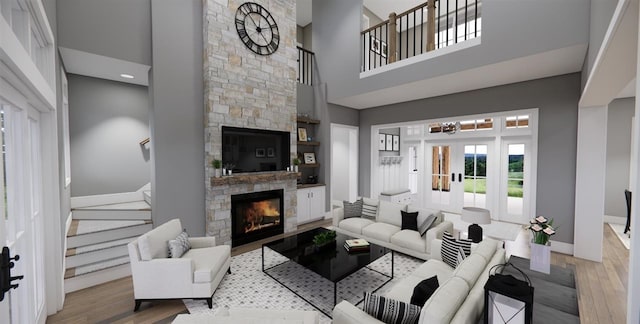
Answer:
(66, 245, 129, 269)
(71, 192, 142, 208)
(143, 191, 151, 205)
(64, 264, 131, 293)
(68, 224, 152, 248)
(72, 209, 151, 220)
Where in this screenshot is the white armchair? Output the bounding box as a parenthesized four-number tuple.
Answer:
(127, 219, 231, 311)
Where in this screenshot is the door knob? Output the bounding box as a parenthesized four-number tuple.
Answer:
(1, 246, 23, 302)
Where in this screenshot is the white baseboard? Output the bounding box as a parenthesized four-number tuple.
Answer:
(550, 240, 574, 255)
(604, 215, 626, 225)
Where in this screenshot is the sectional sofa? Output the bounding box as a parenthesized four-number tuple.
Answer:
(332, 198, 453, 260)
(333, 238, 506, 324)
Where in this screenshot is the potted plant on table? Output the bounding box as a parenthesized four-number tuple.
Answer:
(526, 216, 556, 274)
(312, 230, 337, 251)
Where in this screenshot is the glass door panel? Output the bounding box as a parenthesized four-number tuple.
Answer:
(430, 145, 452, 207)
(464, 144, 488, 208)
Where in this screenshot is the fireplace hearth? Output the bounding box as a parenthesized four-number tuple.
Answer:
(231, 189, 284, 247)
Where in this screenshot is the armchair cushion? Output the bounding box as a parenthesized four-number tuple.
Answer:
(168, 231, 191, 258)
(138, 219, 182, 260)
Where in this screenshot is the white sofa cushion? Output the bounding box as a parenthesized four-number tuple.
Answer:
(451, 254, 486, 288)
(412, 259, 455, 284)
(184, 245, 231, 283)
(138, 219, 182, 260)
(338, 218, 375, 234)
(471, 238, 498, 262)
(362, 223, 401, 242)
(419, 277, 470, 324)
(377, 200, 405, 227)
(390, 230, 426, 253)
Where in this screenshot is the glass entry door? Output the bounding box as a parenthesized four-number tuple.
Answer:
(426, 141, 493, 214)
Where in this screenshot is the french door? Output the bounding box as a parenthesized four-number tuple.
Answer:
(426, 140, 494, 214)
(0, 102, 47, 324)
(499, 138, 533, 224)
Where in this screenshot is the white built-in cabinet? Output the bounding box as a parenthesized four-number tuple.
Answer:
(296, 185, 326, 224)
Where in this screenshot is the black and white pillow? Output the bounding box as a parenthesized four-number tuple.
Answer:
(361, 200, 378, 220)
(441, 231, 471, 268)
(168, 230, 191, 258)
(343, 199, 363, 219)
(418, 214, 437, 237)
(410, 275, 439, 306)
(363, 292, 421, 324)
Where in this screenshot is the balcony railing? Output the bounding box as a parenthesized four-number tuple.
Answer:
(361, 0, 481, 72)
(297, 46, 314, 86)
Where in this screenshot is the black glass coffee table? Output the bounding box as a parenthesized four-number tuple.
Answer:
(262, 228, 393, 317)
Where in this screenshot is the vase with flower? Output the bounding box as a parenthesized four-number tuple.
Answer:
(526, 216, 556, 274)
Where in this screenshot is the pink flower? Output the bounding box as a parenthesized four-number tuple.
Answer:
(543, 227, 556, 236)
(530, 219, 537, 224)
(535, 216, 547, 223)
(531, 224, 543, 232)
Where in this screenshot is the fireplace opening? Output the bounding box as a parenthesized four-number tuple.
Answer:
(231, 189, 284, 247)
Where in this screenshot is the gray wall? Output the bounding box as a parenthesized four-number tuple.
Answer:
(363, 6, 383, 27)
(56, 0, 151, 65)
(68, 75, 150, 196)
(303, 24, 313, 50)
(584, 0, 617, 89)
(605, 97, 635, 218)
(359, 73, 581, 244)
(314, 0, 589, 103)
(150, 0, 205, 235)
(297, 83, 314, 116)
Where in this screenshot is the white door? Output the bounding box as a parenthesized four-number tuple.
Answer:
(499, 139, 533, 224)
(0, 103, 47, 324)
(425, 141, 493, 214)
(331, 124, 358, 206)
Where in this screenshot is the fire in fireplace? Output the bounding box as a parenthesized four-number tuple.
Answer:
(231, 189, 284, 247)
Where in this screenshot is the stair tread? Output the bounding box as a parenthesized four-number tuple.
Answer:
(65, 256, 130, 279)
(72, 200, 151, 211)
(66, 237, 134, 256)
(68, 220, 152, 237)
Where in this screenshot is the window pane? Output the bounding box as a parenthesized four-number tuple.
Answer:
(507, 144, 524, 216)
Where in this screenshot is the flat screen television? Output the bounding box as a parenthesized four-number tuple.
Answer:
(222, 126, 290, 173)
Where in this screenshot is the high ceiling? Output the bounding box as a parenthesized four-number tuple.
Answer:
(296, 0, 419, 27)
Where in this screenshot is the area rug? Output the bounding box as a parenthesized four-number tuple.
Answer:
(608, 223, 630, 249)
(445, 213, 523, 241)
(183, 248, 423, 323)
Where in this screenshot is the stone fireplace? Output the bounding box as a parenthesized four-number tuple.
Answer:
(203, 0, 298, 245)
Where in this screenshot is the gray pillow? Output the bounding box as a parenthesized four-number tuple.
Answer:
(343, 199, 363, 218)
(168, 230, 191, 258)
(418, 214, 437, 237)
(361, 199, 378, 220)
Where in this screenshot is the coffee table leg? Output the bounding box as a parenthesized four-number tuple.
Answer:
(261, 245, 264, 272)
(391, 251, 394, 278)
(334, 282, 337, 307)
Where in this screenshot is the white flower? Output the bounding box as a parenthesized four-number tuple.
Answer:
(531, 224, 543, 232)
(535, 216, 548, 223)
(530, 219, 537, 224)
(543, 227, 556, 236)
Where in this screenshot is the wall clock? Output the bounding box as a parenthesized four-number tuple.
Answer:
(235, 2, 280, 55)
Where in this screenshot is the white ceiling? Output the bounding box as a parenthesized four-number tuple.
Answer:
(363, 0, 425, 21)
(59, 47, 150, 86)
(296, 0, 312, 26)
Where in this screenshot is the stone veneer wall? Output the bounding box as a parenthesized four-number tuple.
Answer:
(203, 0, 298, 244)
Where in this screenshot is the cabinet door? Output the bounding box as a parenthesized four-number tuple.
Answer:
(296, 188, 310, 223)
(308, 186, 326, 220)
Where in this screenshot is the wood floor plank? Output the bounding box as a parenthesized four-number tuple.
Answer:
(48, 219, 629, 323)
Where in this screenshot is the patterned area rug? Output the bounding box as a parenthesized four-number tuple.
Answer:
(183, 247, 423, 323)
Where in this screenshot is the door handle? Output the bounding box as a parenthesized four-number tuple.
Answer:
(451, 173, 455, 182)
(458, 173, 462, 182)
(1, 246, 24, 302)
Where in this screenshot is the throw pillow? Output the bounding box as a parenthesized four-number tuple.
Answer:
(441, 231, 472, 268)
(363, 292, 421, 324)
(343, 199, 363, 218)
(400, 210, 419, 231)
(410, 276, 439, 306)
(418, 214, 437, 237)
(361, 198, 378, 220)
(168, 230, 191, 258)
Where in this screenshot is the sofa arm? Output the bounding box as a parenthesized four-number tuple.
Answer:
(189, 236, 216, 248)
(333, 207, 345, 227)
(332, 301, 385, 324)
(130, 257, 195, 297)
(425, 220, 453, 254)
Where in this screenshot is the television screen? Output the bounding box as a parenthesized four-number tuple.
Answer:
(222, 126, 290, 173)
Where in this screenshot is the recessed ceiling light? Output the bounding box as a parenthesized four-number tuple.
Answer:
(120, 74, 134, 79)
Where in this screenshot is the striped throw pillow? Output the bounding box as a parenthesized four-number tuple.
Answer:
(441, 231, 471, 268)
(363, 292, 421, 324)
(168, 230, 191, 258)
(343, 199, 363, 218)
(361, 199, 378, 220)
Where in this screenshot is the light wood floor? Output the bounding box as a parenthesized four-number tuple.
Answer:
(47, 220, 629, 323)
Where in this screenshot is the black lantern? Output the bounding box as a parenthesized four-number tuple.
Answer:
(484, 263, 534, 324)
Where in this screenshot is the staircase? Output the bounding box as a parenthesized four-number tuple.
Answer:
(64, 186, 152, 293)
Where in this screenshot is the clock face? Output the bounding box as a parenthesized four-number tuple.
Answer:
(235, 2, 280, 55)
